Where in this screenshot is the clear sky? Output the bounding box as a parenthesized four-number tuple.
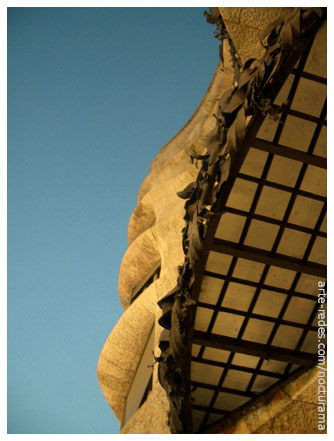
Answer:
(7, 7, 219, 434)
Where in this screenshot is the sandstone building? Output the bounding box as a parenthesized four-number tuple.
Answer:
(97, 7, 327, 434)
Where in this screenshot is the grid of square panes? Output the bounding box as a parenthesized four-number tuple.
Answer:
(190, 21, 327, 433)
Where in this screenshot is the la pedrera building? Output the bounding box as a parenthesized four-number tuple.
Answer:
(97, 7, 327, 434)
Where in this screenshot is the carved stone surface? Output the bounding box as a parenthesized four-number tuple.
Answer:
(98, 51, 235, 432)
(219, 7, 292, 63)
(97, 8, 326, 434)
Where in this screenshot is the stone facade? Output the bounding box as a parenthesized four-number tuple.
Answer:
(97, 8, 326, 434)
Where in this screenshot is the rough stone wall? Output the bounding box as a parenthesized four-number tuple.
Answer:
(219, 7, 292, 63)
(120, 365, 171, 434)
(117, 54, 235, 432)
(98, 42, 236, 433)
(97, 8, 325, 433)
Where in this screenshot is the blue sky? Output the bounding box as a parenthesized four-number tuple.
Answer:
(7, 7, 219, 434)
